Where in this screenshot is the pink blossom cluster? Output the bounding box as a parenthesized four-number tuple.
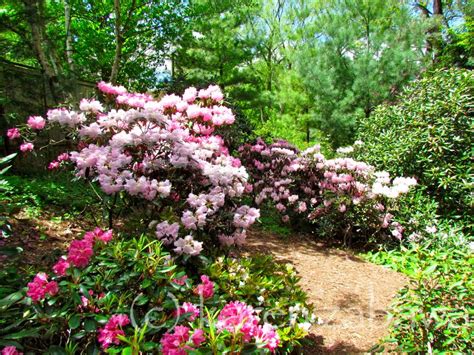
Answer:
(239, 139, 417, 240)
(97, 314, 130, 349)
(217, 301, 280, 352)
(27, 228, 111, 304)
(6, 128, 20, 140)
(160, 326, 205, 355)
(97, 81, 127, 95)
(1, 346, 22, 355)
(27, 116, 46, 130)
(53, 228, 113, 276)
(194, 275, 214, 299)
(14, 82, 257, 255)
(173, 235, 203, 256)
(174, 302, 200, 321)
(26, 272, 59, 302)
(48, 152, 70, 170)
(155, 221, 180, 245)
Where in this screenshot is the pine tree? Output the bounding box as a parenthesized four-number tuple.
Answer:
(294, 0, 427, 147)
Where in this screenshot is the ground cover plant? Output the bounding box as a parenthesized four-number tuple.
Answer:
(0, 229, 314, 353)
(365, 223, 473, 352)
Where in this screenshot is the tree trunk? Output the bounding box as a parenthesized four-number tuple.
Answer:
(64, 0, 75, 72)
(433, 0, 442, 16)
(110, 0, 122, 84)
(23, 0, 61, 102)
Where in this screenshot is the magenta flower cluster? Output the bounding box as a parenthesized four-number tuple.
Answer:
(216, 301, 280, 352)
(160, 326, 205, 354)
(26, 272, 58, 303)
(52, 227, 113, 276)
(27, 228, 112, 302)
(1, 346, 22, 355)
(97, 314, 130, 349)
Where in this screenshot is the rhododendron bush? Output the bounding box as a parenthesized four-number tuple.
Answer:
(0, 231, 314, 353)
(8, 82, 259, 254)
(239, 139, 417, 243)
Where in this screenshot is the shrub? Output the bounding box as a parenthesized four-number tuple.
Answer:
(239, 139, 417, 244)
(356, 68, 474, 222)
(0, 230, 314, 353)
(7, 82, 260, 255)
(366, 224, 474, 352)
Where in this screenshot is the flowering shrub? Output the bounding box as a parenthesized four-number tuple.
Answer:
(0, 231, 314, 353)
(8, 82, 258, 254)
(239, 138, 417, 243)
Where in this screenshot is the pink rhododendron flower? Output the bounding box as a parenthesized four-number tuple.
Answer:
(6, 128, 20, 140)
(67, 239, 93, 267)
(174, 302, 200, 321)
(27, 272, 59, 302)
(156, 221, 180, 245)
(52, 257, 70, 276)
(173, 235, 203, 256)
(98, 314, 130, 349)
(233, 206, 260, 229)
(48, 161, 60, 170)
(160, 326, 205, 355)
(217, 301, 259, 341)
(1, 346, 23, 355)
(80, 98, 104, 113)
(57, 152, 69, 162)
(27, 116, 46, 130)
(254, 323, 280, 352)
(19, 143, 34, 152)
(191, 329, 205, 347)
(161, 326, 192, 355)
(47, 108, 86, 127)
(195, 275, 214, 299)
(86, 227, 113, 244)
(183, 87, 197, 103)
(97, 81, 127, 96)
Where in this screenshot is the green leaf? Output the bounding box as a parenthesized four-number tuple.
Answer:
(0, 153, 17, 165)
(68, 315, 81, 330)
(84, 319, 97, 332)
(3, 327, 41, 339)
(0, 291, 23, 308)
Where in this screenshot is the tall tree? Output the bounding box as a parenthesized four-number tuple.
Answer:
(0, 0, 189, 90)
(173, 0, 263, 109)
(293, 0, 427, 147)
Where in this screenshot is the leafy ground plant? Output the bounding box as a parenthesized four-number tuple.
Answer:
(0, 230, 314, 354)
(365, 224, 473, 352)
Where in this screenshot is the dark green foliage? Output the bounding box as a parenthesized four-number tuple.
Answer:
(392, 188, 439, 240)
(357, 68, 474, 223)
(365, 226, 473, 353)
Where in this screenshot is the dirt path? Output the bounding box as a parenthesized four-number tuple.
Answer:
(243, 230, 408, 354)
